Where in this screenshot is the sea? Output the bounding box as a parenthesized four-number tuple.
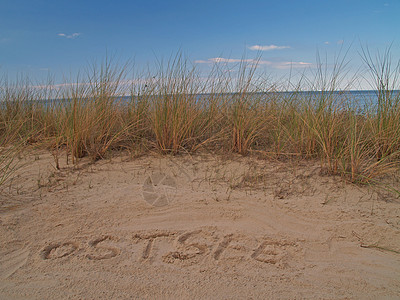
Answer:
(2, 90, 400, 113)
(133, 90, 400, 107)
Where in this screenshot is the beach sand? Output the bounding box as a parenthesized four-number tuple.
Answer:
(1, 151, 399, 299)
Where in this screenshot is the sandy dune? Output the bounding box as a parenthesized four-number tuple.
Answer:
(1, 152, 399, 299)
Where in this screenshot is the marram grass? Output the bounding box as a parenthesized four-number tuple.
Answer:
(1, 51, 400, 190)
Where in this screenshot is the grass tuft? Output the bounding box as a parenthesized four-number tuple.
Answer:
(1, 47, 400, 193)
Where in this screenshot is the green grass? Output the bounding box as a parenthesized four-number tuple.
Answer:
(1, 49, 400, 193)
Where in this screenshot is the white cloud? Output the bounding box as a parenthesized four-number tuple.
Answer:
(210, 57, 255, 63)
(248, 44, 290, 51)
(271, 61, 312, 69)
(32, 78, 151, 90)
(57, 33, 81, 39)
(324, 41, 330, 45)
(337, 39, 344, 45)
(195, 57, 257, 64)
(195, 57, 311, 69)
(32, 82, 83, 89)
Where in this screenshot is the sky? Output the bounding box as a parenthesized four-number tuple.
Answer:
(0, 0, 399, 90)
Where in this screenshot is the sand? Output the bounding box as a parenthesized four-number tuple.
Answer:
(1, 151, 399, 299)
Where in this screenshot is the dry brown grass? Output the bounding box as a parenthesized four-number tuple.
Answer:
(1, 50, 400, 193)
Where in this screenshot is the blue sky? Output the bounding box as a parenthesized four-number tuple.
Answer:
(0, 0, 399, 89)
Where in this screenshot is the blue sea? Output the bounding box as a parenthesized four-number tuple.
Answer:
(2, 90, 400, 113)
(134, 90, 400, 106)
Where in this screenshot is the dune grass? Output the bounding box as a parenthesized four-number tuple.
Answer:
(1, 49, 400, 192)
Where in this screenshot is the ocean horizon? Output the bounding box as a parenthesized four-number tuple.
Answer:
(7, 89, 398, 106)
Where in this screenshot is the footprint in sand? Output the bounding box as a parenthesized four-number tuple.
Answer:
(142, 173, 177, 207)
(0, 244, 30, 279)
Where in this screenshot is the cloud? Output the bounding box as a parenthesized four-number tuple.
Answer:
(270, 61, 312, 69)
(324, 41, 330, 45)
(248, 44, 290, 51)
(212, 57, 255, 63)
(195, 57, 311, 69)
(57, 33, 81, 39)
(337, 39, 344, 45)
(195, 57, 256, 64)
(31, 78, 151, 90)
